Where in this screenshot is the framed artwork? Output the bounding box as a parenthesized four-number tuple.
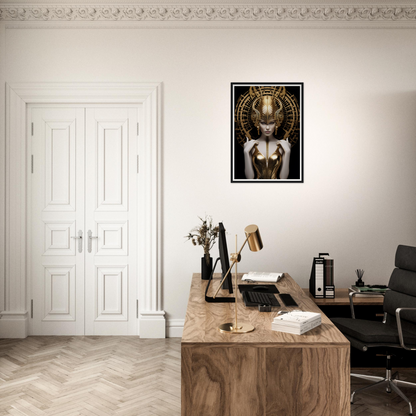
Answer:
(231, 82, 303, 183)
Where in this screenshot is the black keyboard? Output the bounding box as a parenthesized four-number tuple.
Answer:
(244, 291, 280, 307)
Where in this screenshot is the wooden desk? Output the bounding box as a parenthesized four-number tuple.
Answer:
(304, 288, 385, 322)
(303, 288, 384, 306)
(182, 273, 350, 416)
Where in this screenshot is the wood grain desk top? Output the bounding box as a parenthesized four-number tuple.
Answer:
(303, 288, 385, 306)
(182, 273, 349, 346)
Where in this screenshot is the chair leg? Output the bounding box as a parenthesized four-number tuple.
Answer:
(351, 379, 388, 403)
(389, 381, 413, 415)
(351, 373, 385, 382)
(395, 379, 416, 389)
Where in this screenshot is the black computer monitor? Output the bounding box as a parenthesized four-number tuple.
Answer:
(204, 222, 234, 302)
(218, 222, 233, 293)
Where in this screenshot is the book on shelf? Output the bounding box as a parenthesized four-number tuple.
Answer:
(271, 311, 321, 335)
(242, 271, 283, 283)
(349, 285, 387, 297)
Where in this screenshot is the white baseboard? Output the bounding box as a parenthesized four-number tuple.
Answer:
(0, 311, 29, 338)
(139, 310, 166, 338)
(167, 319, 184, 338)
(0, 310, 185, 339)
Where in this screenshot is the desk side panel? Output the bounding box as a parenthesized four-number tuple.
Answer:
(301, 345, 350, 416)
(265, 347, 303, 415)
(182, 344, 230, 416)
(229, 347, 266, 415)
(182, 344, 350, 416)
(181, 344, 267, 416)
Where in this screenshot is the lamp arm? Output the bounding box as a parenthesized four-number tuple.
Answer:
(213, 234, 250, 299)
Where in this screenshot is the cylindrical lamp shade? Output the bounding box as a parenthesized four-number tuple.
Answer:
(244, 225, 263, 252)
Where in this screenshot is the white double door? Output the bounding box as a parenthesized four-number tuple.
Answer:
(30, 106, 139, 335)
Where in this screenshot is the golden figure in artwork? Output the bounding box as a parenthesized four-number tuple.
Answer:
(234, 86, 300, 180)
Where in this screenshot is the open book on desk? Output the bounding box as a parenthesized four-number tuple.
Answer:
(242, 272, 284, 283)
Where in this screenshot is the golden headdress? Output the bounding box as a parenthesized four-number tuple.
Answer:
(234, 85, 300, 147)
(250, 87, 284, 127)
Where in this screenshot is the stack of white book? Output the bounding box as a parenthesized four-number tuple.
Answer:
(272, 311, 321, 335)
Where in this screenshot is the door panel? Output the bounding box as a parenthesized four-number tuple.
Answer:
(96, 120, 128, 211)
(43, 265, 76, 321)
(31, 107, 85, 335)
(43, 221, 76, 256)
(95, 221, 128, 256)
(96, 265, 128, 321)
(44, 121, 76, 211)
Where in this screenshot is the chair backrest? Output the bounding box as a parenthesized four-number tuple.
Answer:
(384, 245, 416, 331)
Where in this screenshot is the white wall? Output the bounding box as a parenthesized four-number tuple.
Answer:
(4, 24, 416, 329)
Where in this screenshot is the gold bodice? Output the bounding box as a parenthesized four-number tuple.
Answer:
(252, 143, 282, 179)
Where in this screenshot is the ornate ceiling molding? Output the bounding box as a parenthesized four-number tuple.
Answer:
(0, 4, 415, 22)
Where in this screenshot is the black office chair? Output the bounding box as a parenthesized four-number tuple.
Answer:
(332, 245, 416, 415)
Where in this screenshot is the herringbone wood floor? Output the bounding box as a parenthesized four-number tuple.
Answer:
(0, 337, 181, 416)
(0, 337, 415, 415)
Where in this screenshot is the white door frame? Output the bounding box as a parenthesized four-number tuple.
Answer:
(3, 83, 165, 338)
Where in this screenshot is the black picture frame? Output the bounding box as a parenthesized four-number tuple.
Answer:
(231, 82, 304, 183)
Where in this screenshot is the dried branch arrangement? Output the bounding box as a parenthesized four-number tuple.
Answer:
(186, 215, 219, 264)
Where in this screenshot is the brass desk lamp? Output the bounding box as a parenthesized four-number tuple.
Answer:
(213, 224, 263, 334)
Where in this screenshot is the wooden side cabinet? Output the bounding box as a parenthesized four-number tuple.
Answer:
(303, 288, 385, 321)
(304, 288, 416, 368)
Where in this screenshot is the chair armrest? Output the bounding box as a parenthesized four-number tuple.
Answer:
(396, 308, 416, 351)
(349, 290, 387, 319)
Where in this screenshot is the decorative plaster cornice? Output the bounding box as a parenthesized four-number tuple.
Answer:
(0, 4, 415, 21)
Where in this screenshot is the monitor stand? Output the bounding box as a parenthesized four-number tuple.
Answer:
(205, 258, 234, 303)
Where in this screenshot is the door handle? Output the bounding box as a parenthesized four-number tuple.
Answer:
(71, 230, 83, 253)
(88, 230, 98, 253)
